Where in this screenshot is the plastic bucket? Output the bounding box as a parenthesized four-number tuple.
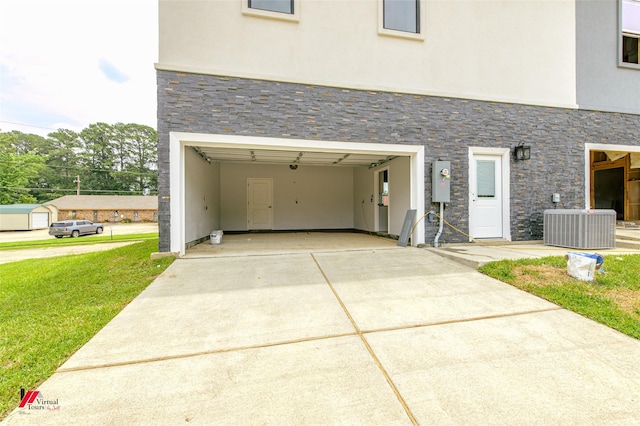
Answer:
(210, 230, 223, 244)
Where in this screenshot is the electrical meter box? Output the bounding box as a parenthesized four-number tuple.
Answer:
(432, 161, 451, 202)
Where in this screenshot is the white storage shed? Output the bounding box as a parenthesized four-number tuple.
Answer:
(0, 204, 58, 231)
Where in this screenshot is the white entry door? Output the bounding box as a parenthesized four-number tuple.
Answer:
(247, 178, 273, 230)
(470, 155, 503, 238)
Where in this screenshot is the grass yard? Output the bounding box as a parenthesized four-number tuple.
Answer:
(0, 233, 157, 251)
(479, 254, 640, 339)
(0, 238, 174, 419)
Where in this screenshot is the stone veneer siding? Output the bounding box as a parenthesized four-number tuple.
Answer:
(157, 70, 640, 252)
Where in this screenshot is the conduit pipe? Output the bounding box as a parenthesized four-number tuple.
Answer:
(433, 202, 444, 248)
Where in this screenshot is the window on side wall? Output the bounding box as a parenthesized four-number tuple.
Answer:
(249, 0, 293, 14)
(384, 0, 419, 33)
(243, 0, 299, 22)
(379, 0, 423, 40)
(621, 0, 640, 66)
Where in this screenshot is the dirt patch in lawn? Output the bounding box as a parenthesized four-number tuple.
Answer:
(607, 288, 640, 318)
(512, 264, 640, 318)
(512, 264, 574, 287)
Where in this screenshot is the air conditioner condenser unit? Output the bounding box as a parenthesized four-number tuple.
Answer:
(543, 209, 616, 249)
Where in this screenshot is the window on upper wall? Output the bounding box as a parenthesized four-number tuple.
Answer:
(248, 0, 293, 14)
(243, 0, 299, 22)
(384, 0, 420, 34)
(242, 0, 300, 22)
(621, 0, 640, 66)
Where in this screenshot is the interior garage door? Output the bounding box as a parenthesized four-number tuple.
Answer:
(32, 212, 49, 229)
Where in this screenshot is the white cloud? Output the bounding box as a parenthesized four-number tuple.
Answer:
(0, 0, 158, 136)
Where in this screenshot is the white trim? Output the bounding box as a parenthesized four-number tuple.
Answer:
(169, 132, 425, 255)
(468, 147, 511, 241)
(584, 143, 640, 209)
(377, 0, 425, 41)
(169, 133, 185, 256)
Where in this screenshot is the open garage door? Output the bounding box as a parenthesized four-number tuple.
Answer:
(170, 133, 425, 255)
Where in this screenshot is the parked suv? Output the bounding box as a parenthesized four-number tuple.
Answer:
(49, 220, 104, 238)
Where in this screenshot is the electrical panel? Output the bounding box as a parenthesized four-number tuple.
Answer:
(432, 161, 451, 202)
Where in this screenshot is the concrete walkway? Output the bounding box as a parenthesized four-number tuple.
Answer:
(4, 233, 640, 424)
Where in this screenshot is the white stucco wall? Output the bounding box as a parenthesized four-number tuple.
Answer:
(185, 147, 221, 243)
(353, 166, 375, 233)
(158, 0, 577, 108)
(220, 162, 355, 230)
(387, 156, 412, 236)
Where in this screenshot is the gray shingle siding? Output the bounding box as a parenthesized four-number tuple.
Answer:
(157, 70, 640, 250)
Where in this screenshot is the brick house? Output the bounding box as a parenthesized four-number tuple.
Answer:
(156, 0, 640, 256)
(49, 195, 158, 223)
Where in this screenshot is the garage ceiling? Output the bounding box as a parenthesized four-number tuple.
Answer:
(192, 146, 397, 168)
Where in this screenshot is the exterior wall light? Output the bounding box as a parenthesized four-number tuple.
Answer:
(514, 143, 531, 160)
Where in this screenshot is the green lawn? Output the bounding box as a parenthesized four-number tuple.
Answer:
(0, 239, 174, 419)
(479, 254, 640, 339)
(0, 233, 157, 251)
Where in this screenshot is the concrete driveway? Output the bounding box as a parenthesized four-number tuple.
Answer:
(4, 234, 640, 425)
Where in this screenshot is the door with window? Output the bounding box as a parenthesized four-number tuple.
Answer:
(376, 168, 389, 233)
(470, 155, 503, 238)
(247, 178, 273, 230)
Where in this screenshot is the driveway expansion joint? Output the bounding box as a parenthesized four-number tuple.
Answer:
(56, 332, 360, 373)
(360, 306, 565, 335)
(310, 252, 419, 426)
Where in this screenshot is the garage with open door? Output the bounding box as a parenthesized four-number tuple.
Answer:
(169, 133, 425, 255)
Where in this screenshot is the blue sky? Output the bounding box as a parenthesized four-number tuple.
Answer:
(0, 0, 157, 136)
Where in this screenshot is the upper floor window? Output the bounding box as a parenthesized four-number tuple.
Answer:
(384, 0, 419, 33)
(249, 0, 293, 15)
(621, 0, 640, 65)
(378, 0, 423, 41)
(243, 0, 299, 22)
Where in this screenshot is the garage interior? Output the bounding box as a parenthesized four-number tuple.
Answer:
(590, 151, 640, 222)
(171, 134, 425, 255)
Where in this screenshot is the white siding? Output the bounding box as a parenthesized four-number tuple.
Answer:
(0, 214, 29, 231)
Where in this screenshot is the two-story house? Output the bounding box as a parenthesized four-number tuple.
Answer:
(156, 0, 639, 255)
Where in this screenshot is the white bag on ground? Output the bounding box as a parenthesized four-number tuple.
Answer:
(565, 252, 597, 281)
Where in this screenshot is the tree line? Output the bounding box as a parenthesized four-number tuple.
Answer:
(0, 123, 158, 204)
